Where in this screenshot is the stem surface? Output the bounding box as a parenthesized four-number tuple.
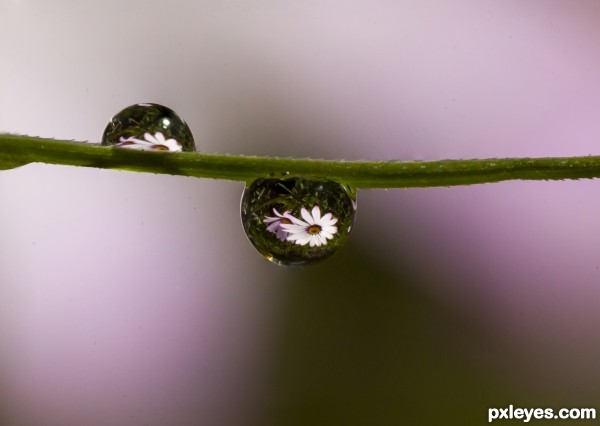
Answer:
(1, 134, 599, 188)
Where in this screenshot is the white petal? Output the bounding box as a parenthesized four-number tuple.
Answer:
(114, 143, 153, 150)
(280, 223, 308, 233)
(143, 132, 159, 144)
(312, 235, 326, 247)
(273, 208, 292, 218)
(118, 136, 153, 145)
(296, 236, 312, 246)
(162, 138, 182, 152)
(300, 207, 314, 225)
(118, 136, 137, 143)
(266, 222, 281, 232)
(286, 232, 309, 241)
(321, 212, 333, 223)
(311, 205, 321, 223)
(322, 225, 338, 235)
(290, 234, 314, 246)
(289, 217, 308, 227)
(320, 231, 334, 240)
(320, 215, 338, 226)
(285, 214, 308, 227)
(287, 233, 311, 246)
(153, 132, 166, 143)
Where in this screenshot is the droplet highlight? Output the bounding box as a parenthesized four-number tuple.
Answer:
(241, 177, 357, 266)
(102, 103, 195, 152)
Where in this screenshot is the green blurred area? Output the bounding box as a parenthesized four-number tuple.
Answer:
(259, 244, 587, 426)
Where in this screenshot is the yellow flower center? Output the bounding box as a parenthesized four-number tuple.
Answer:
(307, 225, 322, 235)
(151, 144, 170, 151)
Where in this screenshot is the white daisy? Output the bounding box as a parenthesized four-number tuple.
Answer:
(280, 205, 338, 247)
(263, 208, 293, 241)
(115, 132, 182, 152)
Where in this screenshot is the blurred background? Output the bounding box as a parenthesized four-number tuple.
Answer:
(1, 1, 600, 425)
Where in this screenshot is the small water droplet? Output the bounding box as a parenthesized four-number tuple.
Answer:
(241, 177, 357, 266)
(102, 103, 195, 152)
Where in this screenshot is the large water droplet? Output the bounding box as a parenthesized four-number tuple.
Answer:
(102, 103, 195, 152)
(241, 177, 357, 266)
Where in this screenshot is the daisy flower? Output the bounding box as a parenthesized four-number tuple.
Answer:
(115, 132, 182, 152)
(280, 205, 338, 247)
(263, 208, 293, 241)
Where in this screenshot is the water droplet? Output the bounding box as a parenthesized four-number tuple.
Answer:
(241, 177, 357, 266)
(102, 103, 195, 152)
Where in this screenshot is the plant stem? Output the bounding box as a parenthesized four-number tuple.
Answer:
(1, 133, 599, 188)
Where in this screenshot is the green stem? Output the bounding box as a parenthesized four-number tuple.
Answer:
(1, 133, 599, 188)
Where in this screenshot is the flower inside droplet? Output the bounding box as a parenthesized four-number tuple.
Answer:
(241, 177, 357, 266)
(280, 205, 339, 247)
(101, 103, 196, 152)
(115, 132, 182, 152)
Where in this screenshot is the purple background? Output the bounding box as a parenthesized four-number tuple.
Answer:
(1, 1, 600, 424)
